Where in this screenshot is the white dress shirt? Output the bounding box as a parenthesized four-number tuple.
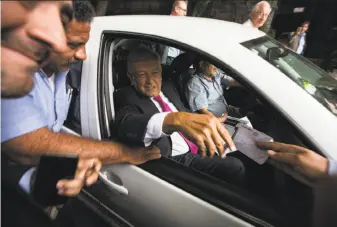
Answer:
(167, 47, 181, 58)
(48, 73, 56, 92)
(296, 33, 306, 55)
(329, 159, 337, 176)
(144, 92, 189, 156)
(243, 19, 258, 30)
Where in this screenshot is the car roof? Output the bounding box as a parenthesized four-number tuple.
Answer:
(93, 15, 265, 43)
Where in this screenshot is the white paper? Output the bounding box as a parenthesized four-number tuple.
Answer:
(239, 116, 253, 128)
(233, 125, 273, 164)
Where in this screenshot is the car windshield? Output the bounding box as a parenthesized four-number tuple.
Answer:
(241, 36, 337, 117)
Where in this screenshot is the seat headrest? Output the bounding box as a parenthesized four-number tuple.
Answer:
(170, 53, 196, 74)
(113, 58, 131, 90)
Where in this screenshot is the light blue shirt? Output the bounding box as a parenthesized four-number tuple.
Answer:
(296, 33, 306, 55)
(329, 159, 337, 176)
(1, 70, 71, 143)
(1, 70, 71, 193)
(186, 71, 232, 116)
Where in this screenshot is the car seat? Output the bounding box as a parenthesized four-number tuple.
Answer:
(170, 53, 196, 108)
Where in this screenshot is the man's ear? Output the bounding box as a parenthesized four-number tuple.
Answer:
(199, 61, 205, 71)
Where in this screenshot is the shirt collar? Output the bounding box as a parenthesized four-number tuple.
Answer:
(246, 19, 258, 29)
(38, 69, 69, 79)
(197, 73, 214, 81)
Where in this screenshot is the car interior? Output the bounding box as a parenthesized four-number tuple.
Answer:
(64, 34, 323, 226)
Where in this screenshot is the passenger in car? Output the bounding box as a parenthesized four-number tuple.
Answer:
(186, 60, 243, 121)
(114, 46, 247, 186)
(1, 0, 160, 202)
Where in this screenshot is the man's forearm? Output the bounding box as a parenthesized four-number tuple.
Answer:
(2, 127, 129, 165)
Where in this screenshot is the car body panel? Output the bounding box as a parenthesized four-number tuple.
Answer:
(95, 164, 254, 227)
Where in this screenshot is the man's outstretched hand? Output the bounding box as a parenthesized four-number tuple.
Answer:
(163, 112, 236, 158)
(56, 158, 102, 196)
(256, 141, 328, 180)
(56, 145, 161, 196)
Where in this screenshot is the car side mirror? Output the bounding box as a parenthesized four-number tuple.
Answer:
(266, 47, 289, 61)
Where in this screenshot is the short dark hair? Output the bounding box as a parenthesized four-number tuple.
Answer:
(302, 21, 310, 26)
(73, 0, 95, 23)
(127, 46, 160, 72)
(195, 60, 211, 73)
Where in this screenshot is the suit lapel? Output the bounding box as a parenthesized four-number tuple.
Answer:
(133, 86, 160, 114)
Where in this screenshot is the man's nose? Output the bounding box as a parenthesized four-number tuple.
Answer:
(26, 2, 68, 53)
(145, 76, 153, 84)
(75, 47, 87, 61)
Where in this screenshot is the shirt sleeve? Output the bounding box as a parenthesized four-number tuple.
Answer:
(1, 94, 48, 143)
(328, 159, 337, 176)
(144, 112, 170, 147)
(186, 77, 208, 112)
(18, 167, 36, 194)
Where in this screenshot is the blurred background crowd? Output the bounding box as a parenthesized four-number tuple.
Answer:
(90, 0, 337, 77)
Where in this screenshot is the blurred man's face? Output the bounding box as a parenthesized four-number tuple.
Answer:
(251, 4, 271, 28)
(47, 19, 90, 73)
(1, 1, 72, 98)
(200, 62, 216, 77)
(301, 23, 310, 33)
(129, 60, 162, 97)
(174, 1, 187, 16)
(207, 64, 217, 76)
(1, 1, 29, 29)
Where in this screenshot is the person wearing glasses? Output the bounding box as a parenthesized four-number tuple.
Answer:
(171, 0, 187, 16)
(243, 1, 271, 29)
(166, 1, 188, 64)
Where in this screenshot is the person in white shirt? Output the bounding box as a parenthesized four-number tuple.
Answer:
(243, 1, 271, 29)
(166, 1, 188, 64)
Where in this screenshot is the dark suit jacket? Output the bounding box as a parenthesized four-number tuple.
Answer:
(64, 63, 82, 134)
(114, 81, 189, 157)
(288, 32, 306, 54)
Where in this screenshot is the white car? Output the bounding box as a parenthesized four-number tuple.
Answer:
(62, 16, 337, 227)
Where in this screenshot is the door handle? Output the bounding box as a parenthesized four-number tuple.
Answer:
(98, 171, 128, 196)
